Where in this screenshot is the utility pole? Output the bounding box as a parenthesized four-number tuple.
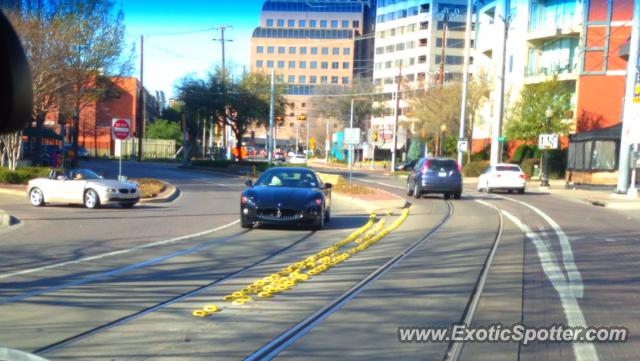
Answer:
(212, 25, 233, 74)
(457, 0, 473, 166)
(439, 11, 449, 85)
(490, 0, 510, 165)
(305, 114, 310, 157)
(325, 117, 330, 162)
(391, 66, 402, 173)
(616, 0, 640, 195)
(213, 26, 233, 160)
(137, 34, 145, 162)
(268, 68, 275, 165)
(349, 97, 355, 172)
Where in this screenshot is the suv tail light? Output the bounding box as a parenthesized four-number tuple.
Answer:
(421, 159, 431, 173)
(455, 161, 461, 173)
(519, 173, 527, 180)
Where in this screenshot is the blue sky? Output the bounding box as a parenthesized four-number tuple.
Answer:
(118, 0, 264, 99)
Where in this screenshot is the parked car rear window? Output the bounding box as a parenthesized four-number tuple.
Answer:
(496, 166, 521, 172)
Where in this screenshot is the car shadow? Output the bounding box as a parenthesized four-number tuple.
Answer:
(255, 214, 372, 232)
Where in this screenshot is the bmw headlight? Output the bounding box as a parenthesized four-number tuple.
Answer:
(107, 188, 117, 193)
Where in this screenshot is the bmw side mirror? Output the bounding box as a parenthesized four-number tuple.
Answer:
(245, 179, 253, 187)
(324, 183, 332, 189)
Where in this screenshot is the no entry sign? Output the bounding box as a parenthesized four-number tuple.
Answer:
(112, 118, 131, 140)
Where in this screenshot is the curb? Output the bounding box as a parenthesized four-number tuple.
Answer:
(585, 198, 640, 210)
(332, 188, 407, 214)
(140, 181, 181, 204)
(0, 187, 26, 197)
(0, 209, 20, 235)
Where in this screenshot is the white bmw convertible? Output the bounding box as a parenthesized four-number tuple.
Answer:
(27, 169, 140, 209)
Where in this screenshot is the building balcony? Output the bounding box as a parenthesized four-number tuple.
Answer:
(524, 63, 578, 84)
(527, 24, 582, 44)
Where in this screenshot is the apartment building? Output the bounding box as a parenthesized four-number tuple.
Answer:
(472, 0, 584, 152)
(249, 0, 375, 150)
(371, 0, 468, 153)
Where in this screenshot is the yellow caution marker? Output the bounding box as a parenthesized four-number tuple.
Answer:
(203, 304, 220, 313)
(232, 299, 246, 305)
(258, 291, 272, 298)
(192, 310, 208, 317)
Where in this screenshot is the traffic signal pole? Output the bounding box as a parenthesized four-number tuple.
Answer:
(268, 68, 275, 165)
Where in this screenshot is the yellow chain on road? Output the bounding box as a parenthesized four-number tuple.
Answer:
(192, 208, 410, 317)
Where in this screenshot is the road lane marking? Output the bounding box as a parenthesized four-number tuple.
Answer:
(502, 211, 598, 361)
(500, 196, 584, 298)
(0, 220, 240, 280)
(356, 178, 405, 190)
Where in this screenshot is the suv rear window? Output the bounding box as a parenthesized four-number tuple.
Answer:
(496, 166, 521, 172)
(428, 159, 458, 171)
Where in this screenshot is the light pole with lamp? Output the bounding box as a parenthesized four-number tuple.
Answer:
(440, 124, 448, 157)
(541, 106, 553, 187)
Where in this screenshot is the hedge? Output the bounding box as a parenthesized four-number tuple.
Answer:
(0, 167, 52, 184)
(462, 160, 490, 177)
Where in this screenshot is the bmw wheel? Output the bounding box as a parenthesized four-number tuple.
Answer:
(29, 187, 45, 207)
(84, 189, 101, 209)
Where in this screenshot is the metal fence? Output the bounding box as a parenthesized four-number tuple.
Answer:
(116, 138, 177, 159)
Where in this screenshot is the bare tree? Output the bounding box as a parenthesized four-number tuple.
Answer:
(0, 131, 23, 170)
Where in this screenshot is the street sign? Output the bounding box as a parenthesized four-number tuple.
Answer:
(498, 136, 507, 142)
(344, 127, 360, 145)
(457, 139, 469, 153)
(112, 118, 131, 140)
(538, 133, 559, 150)
(633, 83, 640, 103)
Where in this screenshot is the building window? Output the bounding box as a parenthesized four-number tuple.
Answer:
(342, 76, 349, 84)
(288, 61, 296, 69)
(267, 46, 274, 54)
(256, 60, 263, 68)
(420, 3, 430, 13)
(331, 20, 338, 28)
(407, 40, 416, 49)
(301, 102, 306, 108)
(257, 46, 264, 54)
(420, 21, 429, 30)
(419, 38, 427, 47)
(353, 20, 359, 28)
(322, 47, 329, 55)
(376, 47, 384, 55)
(289, 122, 294, 127)
(320, 76, 328, 83)
(300, 47, 307, 54)
(320, 20, 328, 28)
(396, 43, 405, 51)
(385, 45, 394, 53)
(266, 19, 274, 27)
(288, 19, 295, 27)
(385, 61, 392, 69)
(288, 75, 295, 83)
(332, 61, 339, 69)
(277, 19, 284, 27)
(343, 62, 349, 69)
(333, 47, 340, 55)
(276, 74, 284, 82)
(267, 60, 274, 68)
(310, 76, 317, 83)
(409, 57, 416, 65)
(311, 47, 318, 55)
(278, 60, 285, 68)
(384, 77, 393, 84)
(289, 46, 296, 54)
(310, 20, 317, 28)
(342, 20, 349, 28)
(418, 55, 427, 64)
(299, 20, 306, 28)
(343, 48, 350, 55)
(278, 46, 285, 54)
(299, 61, 307, 69)
(310, 61, 318, 69)
(408, 23, 417, 32)
(321, 61, 329, 69)
(299, 75, 306, 83)
(331, 76, 339, 84)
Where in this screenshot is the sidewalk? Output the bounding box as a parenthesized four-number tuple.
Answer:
(527, 178, 640, 210)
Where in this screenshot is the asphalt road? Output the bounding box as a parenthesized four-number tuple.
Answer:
(0, 162, 638, 361)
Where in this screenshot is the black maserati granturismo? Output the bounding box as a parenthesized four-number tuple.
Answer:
(240, 167, 332, 229)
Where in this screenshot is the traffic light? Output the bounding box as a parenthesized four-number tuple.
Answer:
(373, 130, 378, 142)
(309, 137, 316, 150)
(298, 114, 306, 121)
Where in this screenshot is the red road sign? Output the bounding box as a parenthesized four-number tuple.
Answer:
(112, 118, 131, 140)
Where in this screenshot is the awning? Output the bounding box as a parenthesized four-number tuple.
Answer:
(570, 123, 621, 142)
(23, 127, 63, 140)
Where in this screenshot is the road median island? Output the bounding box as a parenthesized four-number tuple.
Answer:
(133, 178, 180, 203)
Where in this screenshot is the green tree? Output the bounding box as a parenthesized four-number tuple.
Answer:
(145, 119, 181, 142)
(505, 78, 573, 142)
(407, 139, 424, 161)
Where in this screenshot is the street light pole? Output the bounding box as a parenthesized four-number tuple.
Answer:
(349, 97, 354, 170)
(541, 107, 552, 187)
(440, 124, 448, 157)
(268, 68, 274, 165)
(458, 0, 473, 166)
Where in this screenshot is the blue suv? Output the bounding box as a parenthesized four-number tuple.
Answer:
(407, 158, 463, 200)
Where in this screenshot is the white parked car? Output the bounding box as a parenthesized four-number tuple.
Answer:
(28, 169, 140, 209)
(477, 163, 527, 194)
(287, 154, 307, 165)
